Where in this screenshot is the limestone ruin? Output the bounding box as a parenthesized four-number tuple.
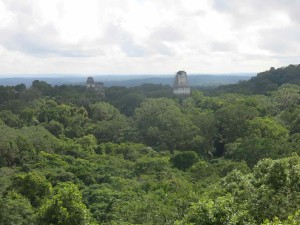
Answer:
(173, 71, 190, 96)
(86, 77, 105, 97)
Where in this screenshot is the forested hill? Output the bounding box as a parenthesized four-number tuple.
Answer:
(214, 64, 300, 95)
(0, 66, 300, 224)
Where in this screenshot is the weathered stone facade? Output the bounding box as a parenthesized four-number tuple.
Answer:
(173, 71, 190, 96)
(86, 77, 105, 97)
(86, 77, 96, 88)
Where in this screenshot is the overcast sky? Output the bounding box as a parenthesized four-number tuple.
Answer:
(0, 0, 299, 75)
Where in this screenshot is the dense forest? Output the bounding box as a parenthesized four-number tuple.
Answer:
(0, 65, 300, 225)
(212, 64, 300, 95)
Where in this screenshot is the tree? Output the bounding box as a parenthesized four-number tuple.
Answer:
(10, 172, 52, 207)
(280, 106, 300, 134)
(220, 169, 254, 203)
(170, 151, 199, 171)
(215, 103, 259, 144)
(14, 83, 26, 93)
(225, 136, 285, 167)
(0, 126, 36, 167)
(0, 110, 22, 128)
(44, 120, 64, 137)
(194, 112, 217, 156)
(134, 156, 169, 176)
(134, 98, 198, 153)
(262, 210, 300, 225)
(76, 135, 97, 154)
(83, 184, 121, 223)
(0, 191, 35, 225)
(225, 117, 289, 166)
(90, 102, 120, 121)
(89, 115, 131, 143)
(31, 80, 51, 95)
(19, 107, 37, 126)
(221, 156, 300, 223)
(20, 126, 62, 154)
(251, 157, 299, 222)
(37, 182, 96, 225)
(182, 194, 254, 225)
(272, 84, 300, 110)
(246, 117, 289, 140)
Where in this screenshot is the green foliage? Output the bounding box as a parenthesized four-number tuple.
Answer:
(212, 158, 251, 176)
(83, 184, 121, 223)
(182, 194, 254, 225)
(220, 170, 255, 209)
(32, 152, 70, 173)
(19, 107, 37, 126)
(105, 84, 172, 116)
(35, 99, 63, 123)
(37, 182, 96, 225)
(261, 210, 300, 225)
(0, 191, 35, 225)
(98, 142, 154, 161)
(44, 120, 64, 137)
(20, 126, 62, 153)
(226, 137, 283, 166)
(34, 99, 88, 138)
(182, 100, 217, 156)
(188, 159, 250, 188)
(247, 117, 289, 140)
(272, 84, 300, 110)
(134, 98, 199, 152)
(90, 102, 120, 121)
(215, 64, 300, 95)
(134, 156, 169, 176)
(220, 155, 300, 223)
(0, 126, 36, 166)
(189, 160, 218, 181)
(0, 69, 300, 224)
(76, 135, 97, 154)
(0, 110, 22, 128)
(68, 158, 98, 185)
(31, 80, 51, 94)
(280, 106, 300, 134)
(10, 172, 52, 207)
(89, 115, 131, 143)
(253, 156, 300, 192)
(170, 151, 199, 171)
(0, 167, 15, 196)
(215, 103, 259, 143)
(225, 117, 290, 166)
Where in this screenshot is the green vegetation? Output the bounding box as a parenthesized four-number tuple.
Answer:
(0, 65, 300, 224)
(213, 64, 300, 95)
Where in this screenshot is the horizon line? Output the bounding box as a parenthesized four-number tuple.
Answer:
(0, 72, 256, 78)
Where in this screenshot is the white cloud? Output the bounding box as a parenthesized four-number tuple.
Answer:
(0, 0, 299, 74)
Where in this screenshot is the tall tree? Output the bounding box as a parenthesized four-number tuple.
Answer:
(37, 182, 96, 225)
(134, 98, 199, 153)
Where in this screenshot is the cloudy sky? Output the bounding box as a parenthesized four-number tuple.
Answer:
(0, 0, 299, 75)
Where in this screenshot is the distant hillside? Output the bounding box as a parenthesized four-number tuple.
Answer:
(0, 74, 252, 87)
(0, 77, 81, 87)
(215, 65, 300, 95)
(102, 75, 252, 87)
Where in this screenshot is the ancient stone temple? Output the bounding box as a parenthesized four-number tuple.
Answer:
(86, 77, 105, 97)
(173, 71, 190, 96)
(86, 77, 96, 88)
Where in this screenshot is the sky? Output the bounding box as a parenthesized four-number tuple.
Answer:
(0, 0, 299, 75)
